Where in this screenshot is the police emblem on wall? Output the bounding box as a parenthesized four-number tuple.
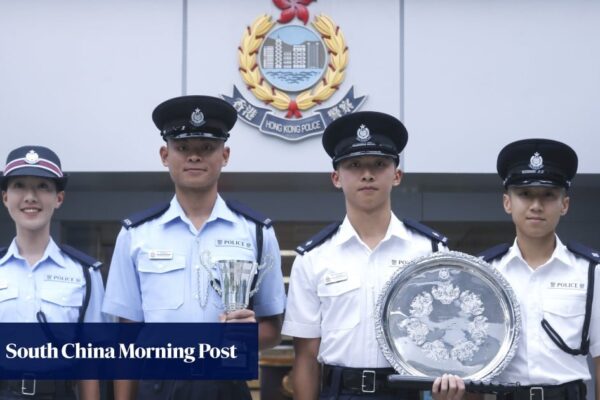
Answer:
(222, 0, 366, 141)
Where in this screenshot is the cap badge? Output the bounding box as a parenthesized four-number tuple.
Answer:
(190, 108, 205, 127)
(356, 124, 371, 142)
(529, 152, 543, 170)
(24, 150, 39, 164)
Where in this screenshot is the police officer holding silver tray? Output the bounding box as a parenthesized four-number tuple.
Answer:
(439, 139, 599, 400)
(282, 111, 455, 400)
(102, 95, 286, 400)
(0, 146, 106, 399)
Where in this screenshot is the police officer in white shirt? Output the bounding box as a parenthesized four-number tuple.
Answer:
(0, 145, 106, 399)
(283, 111, 455, 400)
(102, 96, 286, 400)
(474, 139, 599, 400)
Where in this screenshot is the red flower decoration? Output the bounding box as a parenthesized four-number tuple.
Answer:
(273, 0, 314, 25)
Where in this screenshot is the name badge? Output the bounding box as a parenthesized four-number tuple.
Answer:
(149, 250, 174, 260)
(390, 259, 407, 268)
(324, 272, 348, 285)
(0, 280, 7, 290)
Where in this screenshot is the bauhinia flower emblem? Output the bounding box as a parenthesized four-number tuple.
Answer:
(273, 0, 314, 24)
(399, 268, 489, 363)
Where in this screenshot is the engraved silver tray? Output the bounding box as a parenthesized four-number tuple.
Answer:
(375, 251, 521, 381)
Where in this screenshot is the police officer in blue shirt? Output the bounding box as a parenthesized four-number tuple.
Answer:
(102, 95, 286, 400)
(0, 146, 106, 399)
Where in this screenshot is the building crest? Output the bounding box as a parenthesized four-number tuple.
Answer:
(222, 0, 366, 141)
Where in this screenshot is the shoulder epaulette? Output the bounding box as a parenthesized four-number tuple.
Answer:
(478, 243, 511, 263)
(296, 222, 341, 255)
(402, 218, 448, 245)
(122, 202, 171, 229)
(59, 244, 103, 270)
(226, 199, 273, 228)
(567, 241, 600, 264)
(0, 247, 7, 258)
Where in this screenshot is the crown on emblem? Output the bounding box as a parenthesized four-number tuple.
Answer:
(190, 108, 205, 127)
(356, 124, 371, 142)
(25, 150, 39, 164)
(529, 152, 544, 170)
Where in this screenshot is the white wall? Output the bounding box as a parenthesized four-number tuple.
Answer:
(0, 0, 181, 171)
(1, 0, 599, 174)
(404, 0, 600, 173)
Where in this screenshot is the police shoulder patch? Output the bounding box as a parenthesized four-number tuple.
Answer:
(0, 247, 7, 258)
(122, 202, 171, 229)
(567, 241, 600, 264)
(296, 222, 341, 255)
(402, 218, 448, 244)
(60, 244, 103, 270)
(477, 243, 511, 263)
(226, 199, 273, 228)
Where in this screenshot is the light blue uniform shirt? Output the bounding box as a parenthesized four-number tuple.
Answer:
(0, 238, 106, 322)
(102, 195, 286, 322)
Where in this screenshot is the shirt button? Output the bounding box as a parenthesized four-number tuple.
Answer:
(27, 274, 33, 278)
(195, 265, 200, 270)
(194, 294, 199, 299)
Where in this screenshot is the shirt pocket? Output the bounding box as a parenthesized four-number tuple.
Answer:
(317, 274, 361, 331)
(0, 286, 18, 303)
(138, 255, 185, 310)
(0, 286, 19, 320)
(541, 294, 586, 350)
(39, 284, 84, 322)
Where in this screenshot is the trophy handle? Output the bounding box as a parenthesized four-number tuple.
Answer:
(249, 254, 274, 297)
(199, 250, 222, 296)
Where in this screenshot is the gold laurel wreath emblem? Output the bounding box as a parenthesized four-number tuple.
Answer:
(238, 14, 348, 118)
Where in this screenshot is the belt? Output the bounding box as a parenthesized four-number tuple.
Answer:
(0, 378, 71, 399)
(322, 365, 401, 395)
(501, 380, 586, 400)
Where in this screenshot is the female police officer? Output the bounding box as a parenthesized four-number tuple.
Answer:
(0, 145, 106, 399)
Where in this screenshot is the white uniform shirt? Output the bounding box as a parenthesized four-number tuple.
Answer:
(490, 236, 600, 385)
(282, 214, 443, 368)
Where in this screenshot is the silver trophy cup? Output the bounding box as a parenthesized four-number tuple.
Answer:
(201, 252, 273, 312)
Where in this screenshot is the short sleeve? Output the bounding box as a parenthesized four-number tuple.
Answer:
(281, 254, 321, 338)
(84, 267, 111, 322)
(102, 228, 144, 321)
(252, 226, 286, 318)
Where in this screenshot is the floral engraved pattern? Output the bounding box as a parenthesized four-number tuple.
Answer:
(459, 291, 484, 315)
(400, 317, 430, 346)
(400, 269, 490, 363)
(422, 340, 449, 361)
(450, 340, 478, 362)
(468, 316, 489, 345)
(409, 292, 433, 317)
(431, 281, 460, 304)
